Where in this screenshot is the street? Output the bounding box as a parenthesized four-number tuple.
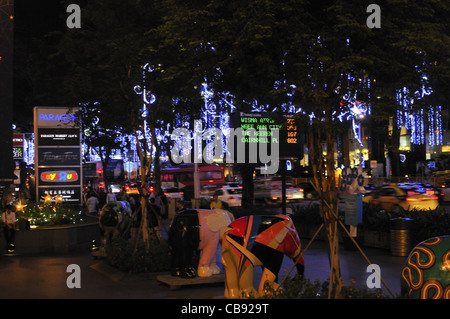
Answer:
(2, 198, 447, 300)
(0, 237, 406, 299)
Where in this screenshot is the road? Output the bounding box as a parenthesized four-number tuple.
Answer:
(3, 198, 443, 300)
(0, 238, 406, 299)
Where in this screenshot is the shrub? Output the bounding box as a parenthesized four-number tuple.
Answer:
(16, 201, 84, 226)
(105, 237, 171, 273)
(362, 203, 450, 245)
(263, 276, 391, 299)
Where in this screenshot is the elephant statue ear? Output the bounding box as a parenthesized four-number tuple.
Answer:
(274, 227, 288, 245)
(207, 209, 233, 236)
(274, 221, 297, 246)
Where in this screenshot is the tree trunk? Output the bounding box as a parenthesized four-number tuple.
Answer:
(308, 120, 343, 298)
(240, 163, 255, 208)
(323, 127, 343, 299)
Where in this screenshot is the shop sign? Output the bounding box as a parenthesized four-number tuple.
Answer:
(38, 187, 81, 203)
(38, 167, 80, 186)
(38, 148, 81, 166)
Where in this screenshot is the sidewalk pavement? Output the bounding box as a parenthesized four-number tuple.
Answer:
(0, 237, 407, 299)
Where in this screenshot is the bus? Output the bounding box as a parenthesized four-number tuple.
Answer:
(82, 159, 124, 192)
(160, 164, 225, 198)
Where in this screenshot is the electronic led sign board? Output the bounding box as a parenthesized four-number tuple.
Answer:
(230, 112, 303, 160)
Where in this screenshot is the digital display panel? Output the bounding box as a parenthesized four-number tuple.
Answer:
(230, 112, 303, 159)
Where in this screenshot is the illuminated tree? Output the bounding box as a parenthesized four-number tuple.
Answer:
(281, 0, 449, 297)
(27, 0, 449, 297)
(57, 0, 168, 248)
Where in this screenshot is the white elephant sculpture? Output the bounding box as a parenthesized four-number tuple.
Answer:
(168, 209, 234, 278)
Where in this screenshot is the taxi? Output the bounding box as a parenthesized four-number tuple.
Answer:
(362, 184, 439, 212)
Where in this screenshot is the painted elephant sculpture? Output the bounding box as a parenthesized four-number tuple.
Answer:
(99, 200, 131, 229)
(221, 214, 304, 299)
(401, 235, 450, 299)
(168, 209, 234, 278)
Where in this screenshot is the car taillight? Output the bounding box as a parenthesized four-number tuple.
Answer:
(272, 197, 278, 200)
(425, 190, 434, 195)
(180, 192, 184, 195)
(229, 197, 236, 201)
(407, 196, 438, 202)
(299, 188, 304, 192)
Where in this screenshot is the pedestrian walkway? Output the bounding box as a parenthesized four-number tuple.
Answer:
(0, 238, 406, 299)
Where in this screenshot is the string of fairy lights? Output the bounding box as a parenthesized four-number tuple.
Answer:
(9, 194, 83, 227)
(8, 60, 444, 226)
(18, 65, 444, 173)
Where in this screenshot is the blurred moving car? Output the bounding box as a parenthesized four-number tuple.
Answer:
(214, 186, 242, 207)
(398, 182, 443, 203)
(440, 180, 450, 202)
(363, 184, 377, 195)
(296, 182, 318, 199)
(362, 184, 439, 212)
(224, 182, 242, 188)
(162, 187, 184, 201)
(123, 181, 140, 194)
(286, 183, 305, 201)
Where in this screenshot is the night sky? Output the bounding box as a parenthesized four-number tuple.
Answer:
(13, 0, 67, 131)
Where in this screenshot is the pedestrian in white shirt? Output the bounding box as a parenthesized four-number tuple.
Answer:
(86, 195, 100, 215)
(106, 188, 116, 203)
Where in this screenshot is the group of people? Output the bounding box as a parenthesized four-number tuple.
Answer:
(95, 185, 230, 245)
(94, 185, 169, 244)
(1, 184, 227, 253)
(84, 187, 132, 216)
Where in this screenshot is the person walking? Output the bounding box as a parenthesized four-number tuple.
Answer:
(99, 203, 120, 246)
(2, 204, 16, 253)
(148, 197, 162, 239)
(210, 194, 223, 209)
(175, 199, 185, 213)
(118, 187, 129, 202)
(106, 188, 116, 203)
(86, 194, 100, 215)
